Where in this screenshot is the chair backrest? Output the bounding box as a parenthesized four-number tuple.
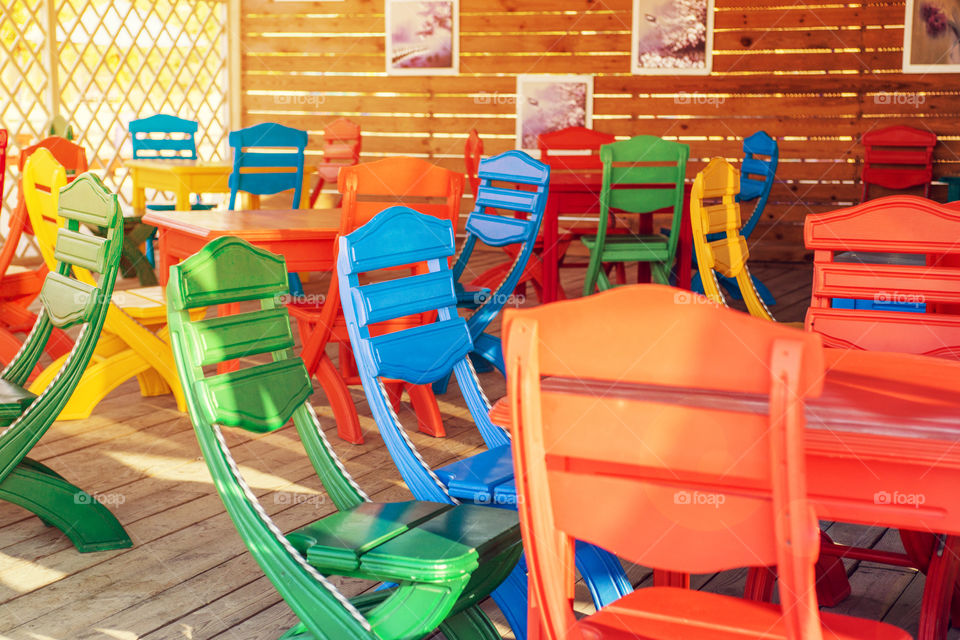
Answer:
(504, 285, 825, 640)
(597, 135, 689, 258)
(165, 235, 375, 638)
(737, 130, 778, 238)
(452, 150, 550, 337)
(861, 125, 936, 201)
(805, 195, 960, 357)
(316, 118, 361, 183)
(2, 174, 122, 417)
(18, 136, 88, 178)
(22, 148, 69, 273)
(691, 157, 772, 320)
(464, 128, 483, 198)
(537, 125, 614, 172)
(43, 114, 74, 141)
(129, 114, 199, 160)
(338, 206, 509, 504)
(228, 122, 308, 209)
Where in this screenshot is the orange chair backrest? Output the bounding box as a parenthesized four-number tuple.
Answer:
(805, 195, 960, 357)
(337, 156, 464, 235)
(861, 125, 936, 199)
(505, 285, 825, 640)
(18, 136, 88, 177)
(464, 128, 483, 198)
(317, 118, 361, 183)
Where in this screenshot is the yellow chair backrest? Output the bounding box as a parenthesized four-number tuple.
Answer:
(690, 157, 773, 321)
(22, 147, 67, 273)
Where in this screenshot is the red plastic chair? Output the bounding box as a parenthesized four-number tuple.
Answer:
(464, 128, 482, 199)
(504, 284, 908, 640)
(802, 194, 960, 639)
(288, 156, 463, 444)
(861, 125, 936, 202)
(307, 118, 361, 208)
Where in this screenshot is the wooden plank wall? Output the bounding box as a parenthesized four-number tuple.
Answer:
(240, 0, 960, 262)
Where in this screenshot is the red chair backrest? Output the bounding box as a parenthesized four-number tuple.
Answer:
(805, 195, 960, 357)
(317, 118, 361, 183)
(18, 136, 88, 176)
(537, 126, 614, 216)
(464, 128, 483, 198)
(505, 285, 825, 639)
(861, 125, 936, 200)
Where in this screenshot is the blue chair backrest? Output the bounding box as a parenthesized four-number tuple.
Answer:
(338, 206, 509, 503)
(452, 150, 550, 336)
(736, 130, 778, 239)
(228, 122, 308, 209)
(130, 114, 199, 160)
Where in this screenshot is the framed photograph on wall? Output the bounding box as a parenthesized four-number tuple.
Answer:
(903, 0, 960, 72)
(631, 0, 714, 75)
(516, 75, 593, 150)
(385, 0, 459, 75)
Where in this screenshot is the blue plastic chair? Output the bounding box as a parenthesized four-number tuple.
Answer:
(435, 150, 550, 393)
(338, 206, 633, 639)
(228, 122, 308, 296)
(129, 114, 216, 264)
(691, 131, 779, 304)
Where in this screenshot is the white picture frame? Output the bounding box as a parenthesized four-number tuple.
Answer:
(515, 75, 594, 151)
(631, 0, 714, 75)
(385, 0, 459, 76)
(903, 0, 960, 73)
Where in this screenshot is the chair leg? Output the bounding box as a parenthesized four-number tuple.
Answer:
(405, 383, 446, 438)
(744, 566, 777, 601)
(902, 530, 937, 574)
(919, 535, 960, 640)
(472, 333, 505, 376)
(314, 353, 364, 444)
(574, 540, 633, 608)
(490, 561, 529, 640)
(0, 327, 40, 377)
(814, 530, 852, 606)
(0, 458, 132, 552)
(288, 273, 305, 299)
(438, 606, 501, 640)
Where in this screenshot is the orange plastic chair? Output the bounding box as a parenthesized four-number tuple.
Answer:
(861, 125, 936, 202)
(288, 156, 463, 444)
(307, 118, 361, 208)
(504, 284, 910, 640)
(464, 128, 483, 198)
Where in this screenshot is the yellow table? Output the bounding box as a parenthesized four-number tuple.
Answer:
(125, 158, 316, 214)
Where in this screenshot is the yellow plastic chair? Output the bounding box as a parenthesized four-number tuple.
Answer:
(22, 148, 197, 418)
(690, 157, 776, 322)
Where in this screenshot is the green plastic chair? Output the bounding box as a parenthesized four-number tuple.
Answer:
(0, 173, 132, 552)
(166, 235, 522, 640)
(581, 135, 689, 295)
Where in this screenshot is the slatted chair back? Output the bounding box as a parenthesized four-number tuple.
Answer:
(318, 118, 361, 184)
(738, 130, 778, 238)
(861, 125, 936, 201)
(2, 173, 123, 460)
(806, 195, 960, 357)
(228, 122, 308, 210)
(537, 126, 612, 219)
(451, 150, 549, 358)
(22, 149, 69, 273)
(464, 128, 483, 198)
(129, 114, 199, 160)
(691, 157, 773, 320)
(505, 285, 826, 640)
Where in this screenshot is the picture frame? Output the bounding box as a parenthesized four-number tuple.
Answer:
(903, 0, 960, 73)
(515, 75, 594, 150)
(385, 0, 459, 75)
(631, 0, 714, 75)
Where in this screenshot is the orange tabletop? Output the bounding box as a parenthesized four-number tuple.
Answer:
(143, 208, 342, 286)
(491, 347, 960, 537)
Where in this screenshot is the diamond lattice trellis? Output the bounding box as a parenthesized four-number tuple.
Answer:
(0, 0, 229, 255)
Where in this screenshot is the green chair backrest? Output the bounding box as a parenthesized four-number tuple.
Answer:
(598, 135, 690, 260)
(165, 236, 378, 639)
(0, 173, 123, 478)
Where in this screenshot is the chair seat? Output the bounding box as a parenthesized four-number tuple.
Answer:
(577, 586, 910, 640)
(0, 379, 37, 426)
(287, 500, 520, 583)
(435, 444, 515, 506)
(580, 234, 670, 262)
(112, 286, 168, 321)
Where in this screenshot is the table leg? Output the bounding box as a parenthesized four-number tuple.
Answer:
(950, 181, 960, 203)
(542, 195, 560, 303)
(155, 229, 171, 287)
(131, 171, 146, 217)
(176, 185, 191, 211)
(677, 195, 693, 290)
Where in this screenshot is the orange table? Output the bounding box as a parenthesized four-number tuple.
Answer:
(539, 174, 693, 302)
(492, 348, 960, 636)
(143, 208, 341, 286)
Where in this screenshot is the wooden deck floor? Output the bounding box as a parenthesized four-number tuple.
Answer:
(0, 253, 951, 639)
